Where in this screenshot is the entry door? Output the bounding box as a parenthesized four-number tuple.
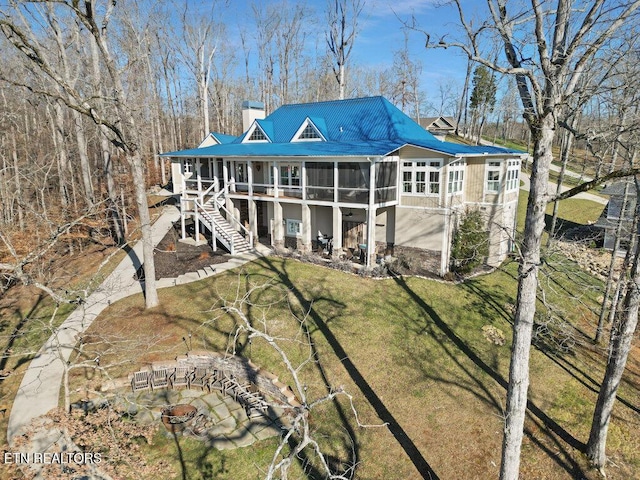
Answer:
(343, 221, 364, 249)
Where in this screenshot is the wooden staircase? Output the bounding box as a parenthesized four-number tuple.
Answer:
(194, 195, 253, 256)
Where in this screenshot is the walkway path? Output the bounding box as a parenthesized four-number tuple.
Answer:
(7, 204, 267, 445)
(519, 171, 608, 206)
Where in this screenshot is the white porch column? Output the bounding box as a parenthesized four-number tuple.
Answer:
(332, 206, 343, 256)
(213, 159, 220, 193)
(333, 161, 339, 203)
(180, 198, 187, 240)
(248, 161, 254, 196)
(365, 207, 376, 267)
(192, 159, 201, 242)
(386, 207, 396, 253)
(301, 203, 311, 252)
(301, 161, 307, 201)
(196, 158, 202, 194)
(273, 201, 284, 248)
(273, 162, 279, 198)
(365, 159, 377, 267)
(440, 163, 451, 276)
(248, 199, 258, 240)
(222, 161, 229, 194)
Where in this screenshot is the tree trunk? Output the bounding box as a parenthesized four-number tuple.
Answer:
(129, 151, 159, 308)
(500, 114, 555, 480)
(50, 101, 70, 207)
(10, 129, 25, 231)
(90, 35, 124, 245)
(548, 125, 574, 244)
(71, 105, 95, 208)
(587, 215, 640, 469)
(338, 63, 345, 100)
(596, 180, 632, 342)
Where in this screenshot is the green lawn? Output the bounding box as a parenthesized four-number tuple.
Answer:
(516, 189, 605, 234)
(3, 192, 635, 480)
(75, 252, 638, 480)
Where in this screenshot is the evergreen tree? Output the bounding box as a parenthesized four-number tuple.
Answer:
(469, 65, 497, 142)
(451, 208, 489, 274)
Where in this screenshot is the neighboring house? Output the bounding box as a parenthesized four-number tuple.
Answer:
(161, 96, 525, 275)
(594, 179, 638, 251)
(415, 116, 458, 141)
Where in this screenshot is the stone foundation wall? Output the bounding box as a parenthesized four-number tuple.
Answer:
(389, 245, 442, 275)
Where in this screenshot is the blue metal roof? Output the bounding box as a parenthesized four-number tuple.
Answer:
(162, 96, 524, 158)
(210, 132, 237, 144)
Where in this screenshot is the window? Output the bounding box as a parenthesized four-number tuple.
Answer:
(286, 219, 302, 237)
(235, 162, 247, 183)
(506, 159, 520, 191)
(403, 171, 413, 193)
(246, 125, 268, 142)
(486, 161, 501, 192)
(280, 164, 300, 187)
(183, 159, 193, 175)
(416, 171, 426, 193)
(401, 160, 441, 195)
(448, 159, 465, 194)
(428, 161, 441, 194)
(306, 162, 334, 201)
(292, 119, 325, 142)
(297, 124, 322, 140)
(306, 162, 334, 187)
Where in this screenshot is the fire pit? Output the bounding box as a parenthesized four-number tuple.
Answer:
(161, 404, 197, 433)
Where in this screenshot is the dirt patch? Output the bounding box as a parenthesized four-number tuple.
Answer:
(153, 224, 231, 280)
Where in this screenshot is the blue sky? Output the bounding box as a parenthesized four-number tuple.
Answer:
(211, 0, 486, 102)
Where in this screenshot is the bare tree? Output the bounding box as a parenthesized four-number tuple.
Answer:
(586, 177, 639, 471)
(326, 0, 365, 100)
(1, 0, 160, 307)
(426, 2, 640, 478)
(174, 1, 226, 140)
(207, 279, 386, 479)
(391, 30, 423, 117)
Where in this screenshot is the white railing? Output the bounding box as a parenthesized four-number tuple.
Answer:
(194, 194, 254, 255)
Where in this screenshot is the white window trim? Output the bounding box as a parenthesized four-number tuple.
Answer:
(401, 159, 442, 196)
(242, 122, 270, 143)
(291, 118, 326, 142)
(486, 160, 502, 193)
(506, 159, 520, 191)
(448, 159, 465, 194)
(285, 219, 302, 237)
(183, 159, 193, 176)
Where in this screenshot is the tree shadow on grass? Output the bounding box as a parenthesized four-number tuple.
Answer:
(463, 268, 639, 416)
(391, 275, 589, 478)
(252, 257, 441, 480)
(0, 292, 46, 373)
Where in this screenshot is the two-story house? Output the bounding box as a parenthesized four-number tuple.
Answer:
(161, 96, 525, 275)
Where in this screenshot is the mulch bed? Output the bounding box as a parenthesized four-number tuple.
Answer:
(153, 224, 231, 280)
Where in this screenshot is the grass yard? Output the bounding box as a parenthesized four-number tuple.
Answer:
(71, 254, 638, 480)
(516, 189, 605, 236)
(1, 193, 636, 479)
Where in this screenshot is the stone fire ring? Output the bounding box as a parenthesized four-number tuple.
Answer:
(161, 404, 197, 433)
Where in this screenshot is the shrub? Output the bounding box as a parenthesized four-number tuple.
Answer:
(450, 208, 490, 274)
